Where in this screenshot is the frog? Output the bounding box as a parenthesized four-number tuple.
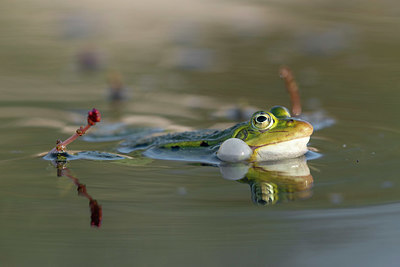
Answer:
(118, 105, 313, 162)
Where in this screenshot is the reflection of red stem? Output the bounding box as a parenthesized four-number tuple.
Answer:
(89, 200, 102, 227)
(61, 167, 103, 227)
(279, 67, 302, 116)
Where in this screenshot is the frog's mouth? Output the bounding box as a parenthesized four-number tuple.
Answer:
(249, 136, 310, 161)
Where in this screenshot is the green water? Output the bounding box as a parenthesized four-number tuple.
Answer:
(1, 0, 400, 266)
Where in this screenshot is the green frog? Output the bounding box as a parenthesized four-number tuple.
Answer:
(119, 105, 313, 162)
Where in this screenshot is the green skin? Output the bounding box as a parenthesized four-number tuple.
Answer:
(126, 106, 313, 160)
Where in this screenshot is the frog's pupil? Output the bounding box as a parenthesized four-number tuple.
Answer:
(256, 116, 267, 123)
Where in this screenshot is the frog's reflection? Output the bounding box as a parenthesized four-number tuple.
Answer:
(52, 156, 102, 227)
(219, 156, 313, 205)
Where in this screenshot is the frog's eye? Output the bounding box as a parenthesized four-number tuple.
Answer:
(252, 112, 275, 130)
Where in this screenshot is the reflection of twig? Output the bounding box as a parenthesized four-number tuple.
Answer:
(279, 67, 302, 116)
(56, 161, 102, 227)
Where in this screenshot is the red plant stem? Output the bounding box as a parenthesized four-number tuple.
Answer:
(61, 124, 91, 147)
(49, 108, 101, 154)
(49, 123, 92, 154)
(279, 67, 302, 116)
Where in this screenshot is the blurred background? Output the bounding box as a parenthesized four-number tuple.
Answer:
(1, 0, 400, 266)
(1, 0, 399, 112)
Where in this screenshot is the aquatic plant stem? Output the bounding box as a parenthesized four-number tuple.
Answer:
(49, 108, 101, 154)
(279, 67, 302, 116)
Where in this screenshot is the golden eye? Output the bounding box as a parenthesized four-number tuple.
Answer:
(252, 112, 274, 129)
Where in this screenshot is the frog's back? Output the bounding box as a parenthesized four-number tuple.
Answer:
(119, 122, 246, 152)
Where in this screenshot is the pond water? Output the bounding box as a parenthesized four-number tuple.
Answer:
(1, 0, 400, 266)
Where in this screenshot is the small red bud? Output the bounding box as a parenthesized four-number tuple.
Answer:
(88, 108, 101, 125)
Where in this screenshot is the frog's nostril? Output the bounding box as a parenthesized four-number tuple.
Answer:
(286, 119, 294, 126)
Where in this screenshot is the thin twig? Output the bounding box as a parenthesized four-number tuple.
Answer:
(279, 67, 302, 116)
(49, 108, 101, 154)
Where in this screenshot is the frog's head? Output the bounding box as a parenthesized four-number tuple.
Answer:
(232, 106, 313, 161)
